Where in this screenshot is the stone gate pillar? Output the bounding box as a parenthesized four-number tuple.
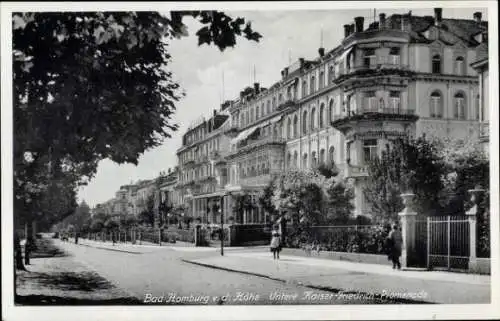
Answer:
(398, 193, 418, 268)
(466, 187, 485, 273)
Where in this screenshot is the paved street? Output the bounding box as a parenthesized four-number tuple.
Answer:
(55, 239, 396, 305)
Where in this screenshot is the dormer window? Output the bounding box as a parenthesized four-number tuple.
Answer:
(364, 48, 376, 67)
(432, 54, 441, 74)
(389, 47, 401, 65)
(455, 56, 465, 75)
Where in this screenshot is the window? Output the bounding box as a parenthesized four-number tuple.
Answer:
(250, 108, 254, 123)
(310, 75, 316, 94)
(302, 80, 307, 97)
(364, 48, 376, 67)
(287, 86, 292, 100)
(293, 115, 298, 138)
(266, 101, 271, 114)
(432, 54, 441, 74)
(328, 146, 335, 164)
(246, 110, 249, 125)
(310, 108, 316, 130)
(454, 92, 466, 120)
(363, 139, 378, 163)
(430, 91, 443, 118)
(475, 94, 480, 120)
(294, 151, 298, 168)
(319, 103, 325, 128)
(261, 103, 265, 117)
(256, 106, 260, 119)
(287, 152, 292, 168)
(278, 93, 283, 104)
(329, 65, 335, 83)
(320, 149, 326, 164)
(272, 97, 276, 110)
(240, 113, 245, 127)
(455, 56, 465, 75)
(365, 91, 377, 111)
(302, 110, 308, 134)
(389, 91, 400, 110)
(329, 99, 334, 121)
(319, 71, 324, 89)
(389, 47, 401, 65)
(302, 153, 308, 168)
(311, 151, 317, 167)
(287, 118, 292, 138)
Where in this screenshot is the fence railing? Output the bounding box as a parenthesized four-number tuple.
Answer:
(83, 227, 195, 245)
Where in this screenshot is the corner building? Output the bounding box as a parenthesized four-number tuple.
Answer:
(178, 8, 488, 221)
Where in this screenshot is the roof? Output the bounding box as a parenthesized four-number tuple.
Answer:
(384, 14, 488, 47)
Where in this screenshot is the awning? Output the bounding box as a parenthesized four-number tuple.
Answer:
(230, 126, 259, 146)
(335, 46, 353, 65)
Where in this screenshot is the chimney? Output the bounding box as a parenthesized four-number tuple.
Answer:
(473, 12, 482, 23)
(254, 82, 260, 93)
(343, 24, 350, 37)
(354, 16, 364, 33)
(284, 67, 289, 77)
(350, 24, 355, 35)
(299, 57, 305, 68)
(239, 91, 244, 99)
(213, 109, 217, 117)
(434, 8, 442, 25)
(318, 47, 325, 57)
(379, 13, 386, 29)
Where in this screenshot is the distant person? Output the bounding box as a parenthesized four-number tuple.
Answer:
(111, 232, 116, 246)
(270, 225, 282, 260)
(388, 224, 402, 270)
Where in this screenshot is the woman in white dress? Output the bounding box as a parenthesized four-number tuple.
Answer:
(270, 225, 282, 260)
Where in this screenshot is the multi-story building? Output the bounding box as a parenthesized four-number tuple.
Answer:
(176, 108, 232, 223)
(134, 179, 155, 215)
(470, 24, 489, 154)
(176, 8, 487, 221)
(159, 168, 181, 208)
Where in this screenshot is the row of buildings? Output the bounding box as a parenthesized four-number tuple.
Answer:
(93, 8, 490, 226)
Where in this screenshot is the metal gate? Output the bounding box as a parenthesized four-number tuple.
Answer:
(427, 216, 470, 270)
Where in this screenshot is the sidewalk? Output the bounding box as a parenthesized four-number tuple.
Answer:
(15, 238, 140, 305)
(75, 238, 268, 254)
(183, 251, 491, 304)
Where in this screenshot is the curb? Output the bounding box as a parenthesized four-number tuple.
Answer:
(182, 259, 434, 304)
(77, 243, 143, 255)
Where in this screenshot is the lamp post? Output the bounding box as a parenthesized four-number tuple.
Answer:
(219, 196, 224, 256)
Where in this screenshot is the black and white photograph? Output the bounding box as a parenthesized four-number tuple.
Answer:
(1, 1, 498, 320)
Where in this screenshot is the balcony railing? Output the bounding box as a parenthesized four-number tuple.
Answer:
(277, 99, 295, 110)
(238, 136, 286, 150)
(480, 122, 489, 138)
(196, 155, 209, 164)
(333, 107, 415, 121)
(345, 165, 369, 178)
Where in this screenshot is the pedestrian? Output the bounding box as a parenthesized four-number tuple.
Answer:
(111, 231, 116, 246)
(270, 225, 282, 260)
(388, 223, 403, 270)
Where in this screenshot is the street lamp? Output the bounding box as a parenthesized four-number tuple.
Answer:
(219, 196, 224, 256)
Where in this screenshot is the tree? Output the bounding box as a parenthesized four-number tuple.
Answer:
(12, 11, 261, 269)
(325, 181, 355, 224)
(364, 136, 446, 222)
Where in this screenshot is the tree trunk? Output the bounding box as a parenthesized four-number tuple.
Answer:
(24, 221, 34, 265)
(14, 231, 26, 270)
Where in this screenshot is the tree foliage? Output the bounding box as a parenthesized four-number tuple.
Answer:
(260, 168, 354, 226)
(12, 11, 261, 232)
(364, 136, 448, 222)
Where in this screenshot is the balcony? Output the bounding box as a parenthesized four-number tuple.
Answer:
(277, 99, 296, 111)
(196, 155, 210, 165)
(345, 165, 369, 178)
(479, 122, 489, 141)
(183, 159, 195, 167)
(332, 105, 418, 133)
(227, 136, 286, 159)
(224, 125, 240, 137)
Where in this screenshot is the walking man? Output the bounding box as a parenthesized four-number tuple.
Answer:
(388, 224, 402, 269)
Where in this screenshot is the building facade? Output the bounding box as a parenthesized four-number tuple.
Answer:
(175, 108, 232, 223)
(176, 8, 487, 221)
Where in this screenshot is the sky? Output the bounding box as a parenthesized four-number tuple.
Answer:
(77, 7, 489, 207)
